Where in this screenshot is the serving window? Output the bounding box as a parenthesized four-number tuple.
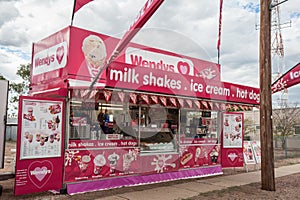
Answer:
(68, 94, 179, 153)
(138, 105, 178, 153)
(180, 109, 218, 141)
(69, 100, 138, 141)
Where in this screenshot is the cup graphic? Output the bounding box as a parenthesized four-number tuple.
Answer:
(123, 153, 134, 172)
(24, 131, 29, 139)
(93, 154, 106, 174)
(36, 133, 41, 142)
(28, 134, 33, 143)
(108, 153, 120, 174)
(49, 133, 55, 143)
(210, 151, 219, 163)
(27, 107, 33, 116)
(80, 155, 91, 173)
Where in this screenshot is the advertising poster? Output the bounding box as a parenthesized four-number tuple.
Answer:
(251, 141, 261, 164)
(179, 142, 220, 169)
(139, 153, 179, 174)
(221, 112, 244, 167)
(14, 96, 65, 196)
(243, 141, 256, 164)
(64, 147, 140, 183)
(0, 80, 9, 168)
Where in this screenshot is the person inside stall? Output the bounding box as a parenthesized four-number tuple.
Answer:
(70, 109, 79, 139)
(130, 113, 139, 127)
(97, 109, 104, 125)
(101, 109, 110, 134)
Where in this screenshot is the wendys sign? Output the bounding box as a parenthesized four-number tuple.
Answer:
(32, 41, 67, 76)
(125, 47, 219, 79)
(126, 47, 195, 76)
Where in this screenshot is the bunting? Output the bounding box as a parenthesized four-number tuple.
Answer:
(178, 98, 185, 108)
(225, 104, 231, 110)
(80, 89, 89, 98)
(169, 97, 177, 107)
(194, 100, 201, 109)
(89, 90, 98, 99)
(186, 99, 193, 108)
(130, 93, 137, 104)
(150, 95, 158, 104)
(160, 96, 167, 106)
(141, 94, 150, 104)
(201, 101, 209, 109)
(103, 90, 112, 102)
(220, 103, 226, 111)
(208, 102, 213, 110)
(233, 104, 240, 111)
(118, 92, 125, 102)
(214, 102, 220, 110)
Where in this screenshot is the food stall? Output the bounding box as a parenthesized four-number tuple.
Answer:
(14, 26, 260, 195)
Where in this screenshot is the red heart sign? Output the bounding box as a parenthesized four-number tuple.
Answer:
(177, 61, 190, 75)
(56, 46, 64, 64)
(28, 160, 53, 189)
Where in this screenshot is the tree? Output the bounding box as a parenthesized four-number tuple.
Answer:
(7, 64, 31, 117)
(272, 101, 300, 158)
(0, 74, 6, 80)
(244, 118, 255, 140)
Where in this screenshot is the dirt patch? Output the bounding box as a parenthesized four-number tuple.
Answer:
(186, 173, 300, 200)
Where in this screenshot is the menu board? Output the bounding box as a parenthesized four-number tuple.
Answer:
(20, 99, 63, 159)
(222, 113, 243, 148)
(15, 96, 65, 196)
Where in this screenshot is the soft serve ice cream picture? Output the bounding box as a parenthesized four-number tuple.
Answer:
(82, 35, 107, 78)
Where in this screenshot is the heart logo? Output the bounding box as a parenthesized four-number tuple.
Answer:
(177, 61, 190, 75)
(228, 153, 238, 162)
(34, 167, 48, 181)
(227, 149, 240, 164)
(56, 46, 64, 64)
(28, 160, 53, 189)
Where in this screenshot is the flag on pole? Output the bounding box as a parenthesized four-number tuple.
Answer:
(71, 0, 94, 26)
(217, 0, 223, 64)
(89, 0, 164, 90)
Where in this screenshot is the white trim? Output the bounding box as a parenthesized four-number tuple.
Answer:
(68, 79, 105, 89)
(30, 87, 62, 95)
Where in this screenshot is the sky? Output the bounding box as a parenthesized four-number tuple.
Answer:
(0, 0, 299, 107)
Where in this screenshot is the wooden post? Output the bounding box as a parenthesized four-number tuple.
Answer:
(260, 0, 275, 191)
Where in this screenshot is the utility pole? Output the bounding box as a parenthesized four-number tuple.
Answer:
(260, 0, 275, 191)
